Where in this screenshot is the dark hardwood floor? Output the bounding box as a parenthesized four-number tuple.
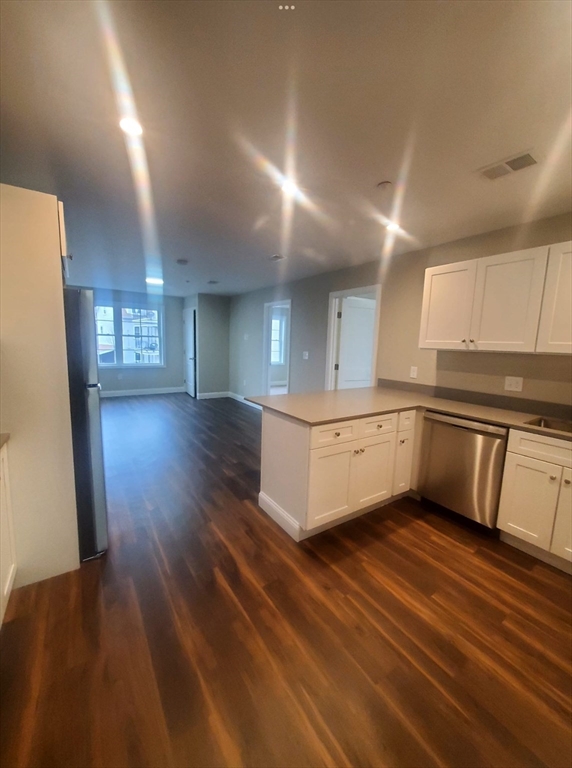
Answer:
(1, 394, 571, 768)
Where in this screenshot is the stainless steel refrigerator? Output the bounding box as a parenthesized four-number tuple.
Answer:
(63, 288, 109, 561)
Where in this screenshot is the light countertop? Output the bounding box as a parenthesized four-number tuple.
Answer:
(247, 387, 572, 441)
(0, 433, 10, 450)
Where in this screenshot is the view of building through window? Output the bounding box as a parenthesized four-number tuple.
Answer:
(95, 305, 162, 365)
(270, 315, 285, 364)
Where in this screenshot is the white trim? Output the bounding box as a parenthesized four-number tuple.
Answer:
(500, 532, 572, 574)
(325, 284, 381, 390)
(196, 391, 231, 400)
(0, 562, 16, 625)
(100, 386, 185, 398)
(262, 300, 292, 395)
(258, 492, 303, 541)
(228, 393, 263, 410)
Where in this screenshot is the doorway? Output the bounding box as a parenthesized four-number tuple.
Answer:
(263, 300, 291, 395)
(183, 307, 197, 397)
(325, 285, 381, 390)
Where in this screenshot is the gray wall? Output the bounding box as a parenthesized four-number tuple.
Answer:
(228, 211, 572, 405)
(229, 262, 379, 397)
(377, 212, 572, 405)
(197, 294, 230, 394)
(94, 289, 185, 393)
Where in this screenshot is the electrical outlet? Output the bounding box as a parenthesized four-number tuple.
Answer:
(504, 376, 523, 392)
(243, 379, 247, 386)
(410, 366, 418, 379)
(303, 351, 309, 360)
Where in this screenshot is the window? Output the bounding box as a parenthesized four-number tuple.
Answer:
(270, 315, 285, 364)
(94, 304, 164, 366)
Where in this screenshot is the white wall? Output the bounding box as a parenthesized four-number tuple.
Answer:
(0, 184, 80, 586)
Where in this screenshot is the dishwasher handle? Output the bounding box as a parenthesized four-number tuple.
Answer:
(424, 411, 507, 437)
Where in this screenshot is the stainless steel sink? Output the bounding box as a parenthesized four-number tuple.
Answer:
(524, 417, 572, 433)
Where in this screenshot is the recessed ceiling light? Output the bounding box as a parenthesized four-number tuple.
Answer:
(119, 117, 143, 136)
(145, 277, 164, 285)
(385, 221, 401, 232)
(269, 253, 286, 261)
(207, 280, 219, 285)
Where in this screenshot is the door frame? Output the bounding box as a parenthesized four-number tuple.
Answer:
(324, 284, 381, 391)
(183, 307, 197, 398)
(262, 299, 292, 395)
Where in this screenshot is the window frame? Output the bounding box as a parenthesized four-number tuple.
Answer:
(270, 315, 286, 365)
(94, 302, 166, 369)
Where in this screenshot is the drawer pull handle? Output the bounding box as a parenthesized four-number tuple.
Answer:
(461, 339, 467, 343)
(354, 449, 360, 455)
(334, 431, 340, 437)
(399, 439, 406, 445)
(550, 475, 557, 481)
(565, 479, 571, 485)
(377, 424, 383, 429)
(359, 447, 365, 453)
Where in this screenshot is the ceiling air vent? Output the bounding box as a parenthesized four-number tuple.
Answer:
(480, 152, 537, 180)
(269, 253, 285, 261)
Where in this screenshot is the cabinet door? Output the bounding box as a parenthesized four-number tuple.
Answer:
(0, 448, 16, 624)
(536, 241, 572, 354)
(497, 452, 561, 550)
(307, 443, 355, 529)
(469, 247, 548, 352)
(550, 468, 572, 561)
(419, 260, 476, 349)
(393, 430, 414, 496)
(350, 433, 396, 511)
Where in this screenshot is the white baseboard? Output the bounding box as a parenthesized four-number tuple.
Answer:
(197, 391, 231, 400)
(258, 492, 303, 540)
(227, 393, 262, 410)
(0, 563, 16, 625)
(100, 386, 186, 398)
(500, 532, 572, 574)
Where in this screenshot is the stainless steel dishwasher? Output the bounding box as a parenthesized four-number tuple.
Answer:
(418, 412, 508, 528)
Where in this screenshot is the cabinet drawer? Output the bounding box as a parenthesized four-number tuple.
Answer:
(310, 419, 359, 449)
(359, 412, 397, 438)
(508, 429, 572, 468)
(398, 410, 416, 432)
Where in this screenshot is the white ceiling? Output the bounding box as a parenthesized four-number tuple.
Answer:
(1, 0, 571, 297)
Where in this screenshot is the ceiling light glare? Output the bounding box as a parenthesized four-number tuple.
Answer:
(281, 179, 298, 196)
(385, 221, 401, 233)
(145, 277, 164, 285)
(119, 117, 143, 136)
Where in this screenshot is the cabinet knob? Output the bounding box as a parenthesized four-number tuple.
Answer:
(470, 339, 475, 344)
(550, 475, 557, 481)
(565, 479, 571, 485)
(359, 447, 365, 453)
(399, 439, 406, 444)
(377, 424, 382, 429)
(353, 449, 360, 455)
(461, 339, 467, 343)
(334, 432, 340, 437)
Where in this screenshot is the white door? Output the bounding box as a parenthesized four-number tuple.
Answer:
(550, 468, 572, 561)
(337, 296, 376, 389)
(469, 246, 548, 352)
(307, 442, 354, 529)
(418, 260, 476, 349)
(497, 453, 561, 550)
(536, 241, 572, 354)
(183, 308, 196, 397)
(393, 430, 414, 496)
(350, 433, 396, 511)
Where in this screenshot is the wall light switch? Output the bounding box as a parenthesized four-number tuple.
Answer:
(117, 373, 123, 380)
(243, 333, 249, 341)
(410, 366, 418, 379)
(303, 351, 309, 360)
(504, 376, 523, 392)
(243, 379, 247, 386)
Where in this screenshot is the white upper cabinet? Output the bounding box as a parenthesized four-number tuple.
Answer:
(536, 241, 572, 354)
(418, 260, 476, 349)
(469, 247, 548, 352)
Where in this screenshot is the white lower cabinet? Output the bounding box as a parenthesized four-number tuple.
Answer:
(497, 430, 572, 563)
(307, 442, 355, 528)
(0, 444, 17, 624)
(497, 453, 562, 549)
(350, 433, 396, 511)
(393, 430, 414, 496)
(550, 468, 572, 561)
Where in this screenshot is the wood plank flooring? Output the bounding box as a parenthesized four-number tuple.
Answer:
(1, 394, 571, 768)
